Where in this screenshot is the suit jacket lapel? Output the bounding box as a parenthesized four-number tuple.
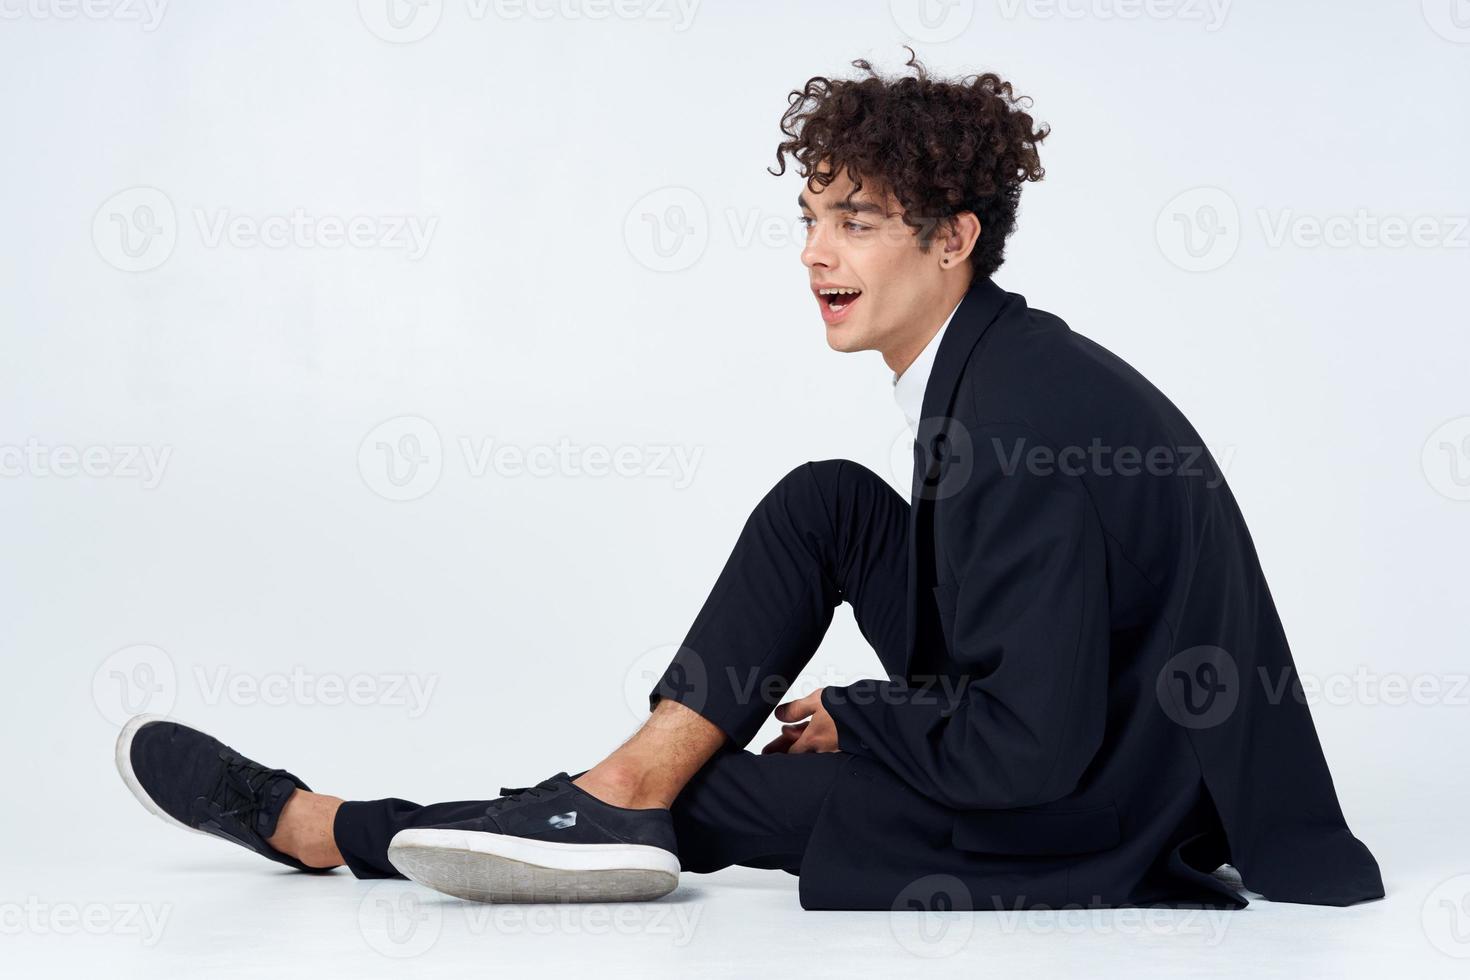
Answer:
(902, 277, 1011, 676)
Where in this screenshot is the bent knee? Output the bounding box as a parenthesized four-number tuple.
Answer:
(771, 459, 887, 505)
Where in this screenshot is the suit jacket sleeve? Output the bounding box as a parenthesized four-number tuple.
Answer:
(821, 423, 1111, 810)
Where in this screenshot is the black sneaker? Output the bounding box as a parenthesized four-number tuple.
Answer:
(387, 772, 679, 903)
(114, 714, 326, 873)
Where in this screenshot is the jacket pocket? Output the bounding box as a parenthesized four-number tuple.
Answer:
(952, 802, 1120, 856)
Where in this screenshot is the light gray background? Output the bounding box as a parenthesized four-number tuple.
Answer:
(2, 1, 1467, 976)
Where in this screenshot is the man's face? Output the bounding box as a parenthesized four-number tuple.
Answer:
(798, 169, 946, 356)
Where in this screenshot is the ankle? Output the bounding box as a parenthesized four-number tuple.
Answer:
(573, 762, 672, 810)
(267, 790, 346, 868)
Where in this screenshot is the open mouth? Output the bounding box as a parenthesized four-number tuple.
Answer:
(817, 286, 863, 321)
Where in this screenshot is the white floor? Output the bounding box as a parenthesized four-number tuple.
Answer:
(7, 838, 1468, 979)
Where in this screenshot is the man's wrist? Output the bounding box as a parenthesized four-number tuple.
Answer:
(820, 684, 874, 755)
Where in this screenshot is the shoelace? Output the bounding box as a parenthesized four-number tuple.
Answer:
(487, 776, 564, 813)
(212, 752, 291, 828)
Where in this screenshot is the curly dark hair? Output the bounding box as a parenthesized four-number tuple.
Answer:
(771, 49, 1049, 279)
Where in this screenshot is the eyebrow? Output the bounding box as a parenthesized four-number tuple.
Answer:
(797, 193, 887, 216)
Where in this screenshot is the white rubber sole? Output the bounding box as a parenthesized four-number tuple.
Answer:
(115, 713, 212, 837)
(387, 827, 680, 904)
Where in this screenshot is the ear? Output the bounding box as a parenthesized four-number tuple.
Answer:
(938, 211, 981, 269)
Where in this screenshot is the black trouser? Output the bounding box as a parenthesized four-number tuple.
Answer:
(333, 460, 910, 879)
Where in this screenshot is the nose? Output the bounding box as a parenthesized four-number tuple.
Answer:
(801, 220, 836, 272)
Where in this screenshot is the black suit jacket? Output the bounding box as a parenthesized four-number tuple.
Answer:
(806, 277, 1384, 911)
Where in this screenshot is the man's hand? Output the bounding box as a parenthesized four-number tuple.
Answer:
(760, 687, 840, 754)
